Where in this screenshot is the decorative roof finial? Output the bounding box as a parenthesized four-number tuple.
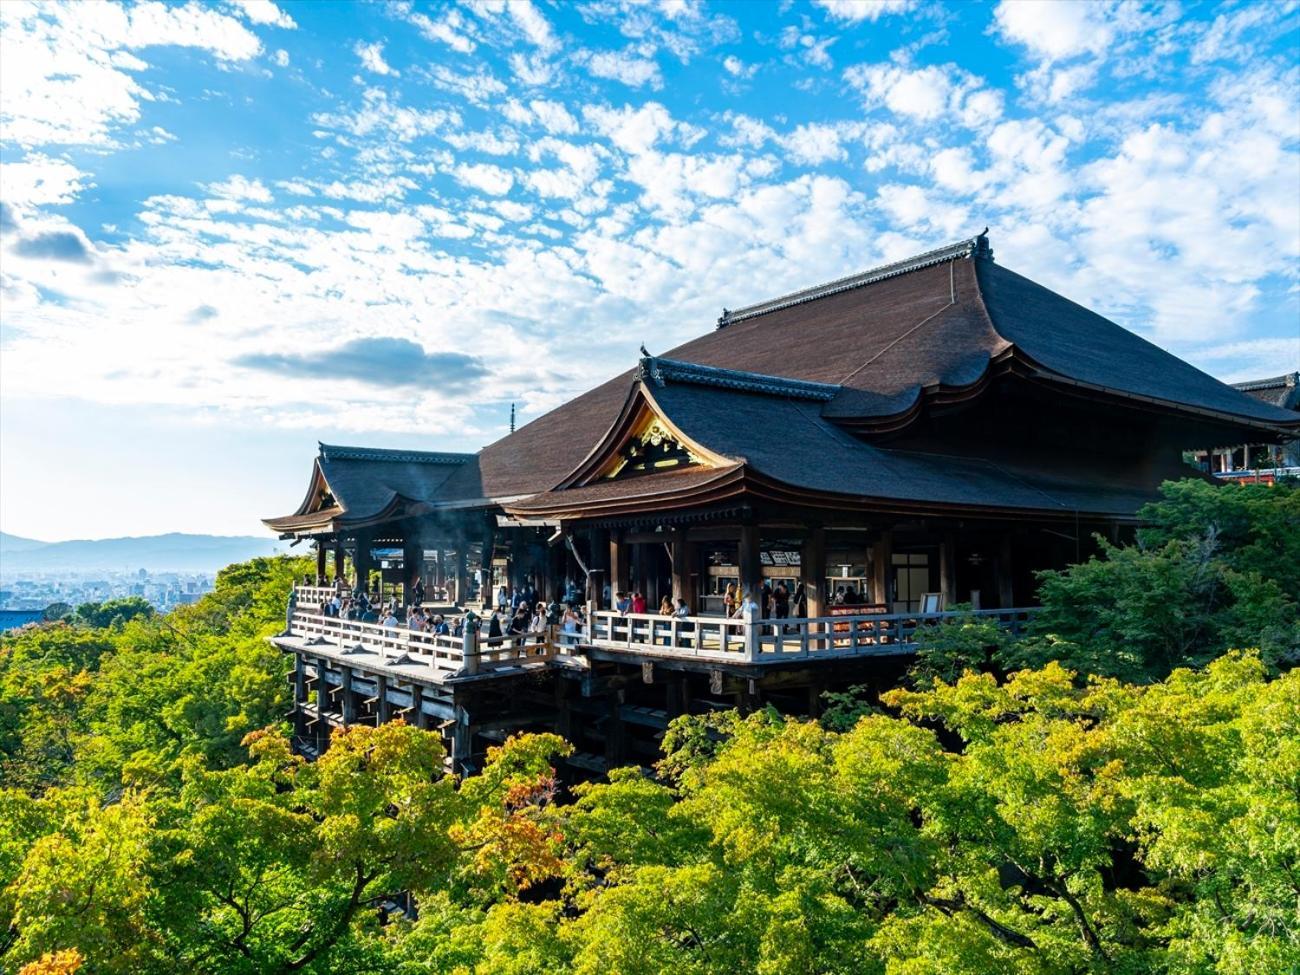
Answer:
(639, 342, 650, 358)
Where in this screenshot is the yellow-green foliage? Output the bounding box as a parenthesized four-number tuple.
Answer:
(0, 551, 1296, 974)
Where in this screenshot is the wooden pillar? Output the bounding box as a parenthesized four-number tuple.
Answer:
(340, 666, 357, 724)
(410, 684, 427, 729)
(610, 530, 629, 600)
(333, 543, 345, 580)
(671, 528, 689, 605)
(801, 525, 826, 618)
(454, 542, 469, 607)
(403, 537, 422, 605)
(451, 706, 474, 775)
(293, 653, 307, 742)
(376, 674, 391, 724)
(995, 533, 1015, 609)
(315, 657, 331, 751)
(587, 527, 610, 609)
(939, 531, 957, 610)
(871, 530, 893, 609)
(315, 542, 326, 584)
(738, 523, 761, 604)
(353, 534, 374, 593)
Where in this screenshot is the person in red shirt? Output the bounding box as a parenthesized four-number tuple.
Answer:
(631, 591, 647, 614)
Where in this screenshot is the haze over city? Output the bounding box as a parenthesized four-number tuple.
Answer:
(2, 0, 1298, 542)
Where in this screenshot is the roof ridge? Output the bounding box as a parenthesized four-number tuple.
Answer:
(637, 356, 840, 401)
(716, 231, 993, 329)
(1232, 372, 1299, 391)
(318, 443, 474, 464)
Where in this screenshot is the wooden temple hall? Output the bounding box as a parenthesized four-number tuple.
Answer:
(264, 233, 1300, 772)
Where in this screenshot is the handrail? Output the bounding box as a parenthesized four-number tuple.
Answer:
(287, 609, 554, 680)
(286, 588, 1037, 671)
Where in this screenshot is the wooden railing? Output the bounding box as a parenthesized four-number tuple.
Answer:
(288, 610, 554, 680)
(583, 607, 1037, 662)
(287, 589, 1037, 673)
(293, 585, 341, 609)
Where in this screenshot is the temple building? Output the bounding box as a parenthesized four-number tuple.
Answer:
(1187, 372, 1300, 482)
(264, 233, 1299, 772)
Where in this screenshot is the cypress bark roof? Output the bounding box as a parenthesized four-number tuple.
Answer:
(268, 233, 1300, 530)
(263, 443, 473, 534)
(441, 233, 1296, 506)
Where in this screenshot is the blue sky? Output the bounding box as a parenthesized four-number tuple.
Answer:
(1, 0, 1298, 541)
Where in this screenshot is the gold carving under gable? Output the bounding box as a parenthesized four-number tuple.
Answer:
(605, 421, 702, 479)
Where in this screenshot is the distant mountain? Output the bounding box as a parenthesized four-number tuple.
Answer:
(0, 532, 288, 574)
(0, 532, 50, 554)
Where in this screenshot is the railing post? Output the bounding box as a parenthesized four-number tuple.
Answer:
(285, 588, 298, 635)
(461, 620, 479, 676)
(743, 603, 760, 662)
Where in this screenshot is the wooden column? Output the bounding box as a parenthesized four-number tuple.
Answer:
(871, 530, 893, 609)
(353, 534, 374, 593)
(801, 525, 826, 618)
(610, 530, 629, 600)
(995, 534, 1015, 609)
(340, 666, 357, 724)
(293, 653, 307, 742)
(315, 657, 330, 752)
(403, 538, 422, 605)
(454, 542, 469, 607)
(671, 528, 689, 605)
(738, 523, 761, 604)
(588, 527, 610, 609)
(939, 531, 957, 610)
(333, 543, 345, 580)
(451, 706, 474, 775)
(376, 674, 391, 723)
(315, 542, 326, 584)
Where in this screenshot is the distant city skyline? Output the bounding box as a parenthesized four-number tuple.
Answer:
(2, 1, 1298, 541)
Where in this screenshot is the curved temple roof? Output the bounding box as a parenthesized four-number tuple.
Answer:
(263, 443, 473, 536)
(267, 233, 1300, 530)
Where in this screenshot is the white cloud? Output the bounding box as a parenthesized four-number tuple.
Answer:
(206, 175, 273, 202)
(992, 0, 1115, 62)
(0, 155, 90, 208)
(355, 41, 397, 76)
(845, 62, 998, 125)
(226, 0, 296, 29)
(529, 99, 579, 135)
(781, 122, 849, 165)
(722, 55, 756, 79)
(814, 0, 915, 24)
(454, 162, 515, 195)
(0, 1, 263, 148)
(584, 49, 664, 89)
(272, 48, 289, 67)
(779, 25, 837, 69)
(409, 8, 476, 53)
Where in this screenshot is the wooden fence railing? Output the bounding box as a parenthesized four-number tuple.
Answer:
(288, 610, 554, 680)
(287, 588, 1037, 673)
(583, 606, 1037, 662)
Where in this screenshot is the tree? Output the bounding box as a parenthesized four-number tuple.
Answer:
(73, 598, 153, 630)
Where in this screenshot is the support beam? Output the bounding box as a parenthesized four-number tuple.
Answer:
(376, 674, 391, 723)
(738, 523, 761, 606)
(995, 534, 1015, 609)
(451, 706, 474, 775)
(403, 538, 422, 606)
(454, 542, 469, 607)
(340, 666, 357, 724)
(801, 525, 826, 618)
(588, 527, 610, 609)
(353, 534, 374, 594)
(871, 530, 893, 609)
(315, 542, 326, 584)
(939, 531, 957, 610)
(610, 530, 629, 601)
(333, 544, 345, 581)
(670, 528, 689, 606)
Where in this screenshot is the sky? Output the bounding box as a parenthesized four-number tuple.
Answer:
(1, 0, 1298, 542)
